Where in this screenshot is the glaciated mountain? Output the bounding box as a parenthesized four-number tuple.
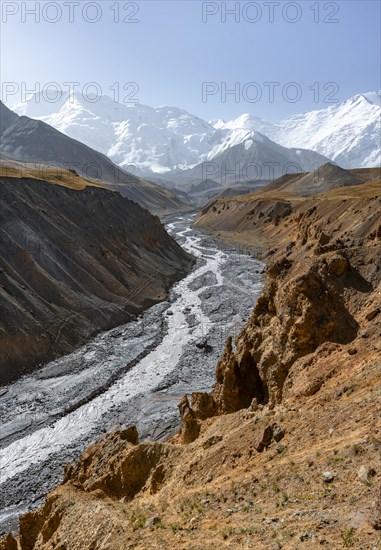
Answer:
(13, 92, 219, 175)
(219, 92, 381, 169)
(12, 90, 380, 178)
(0, 102, 189, 214)
(273, 92, 381, 169)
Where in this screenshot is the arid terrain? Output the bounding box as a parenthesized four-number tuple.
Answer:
(1, 165, 380, 549)
(0, 173, 193, 383)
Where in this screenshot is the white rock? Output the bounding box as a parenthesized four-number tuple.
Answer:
(322, 471, 336, 483)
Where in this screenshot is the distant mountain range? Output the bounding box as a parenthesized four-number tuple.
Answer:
(11, 90, 381, 180)
(0, 102, 189, 214)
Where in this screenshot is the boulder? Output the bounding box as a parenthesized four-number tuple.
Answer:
(327, 254, 348, 276)
(196, 339, 208, 350)
(272, 423, 285, 442)
(144, 516, 161, 528)
(202, 435, 223, 450)
(322, 471, 336, 483)
(357, 465, 376, 485)
(253, 425, 273, 452)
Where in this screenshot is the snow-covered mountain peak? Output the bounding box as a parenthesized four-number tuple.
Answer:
(10, 90, 380, 175)
(221, 113, 265, 130)
(360, 91, 381, 107)
(209, 119, 227, 129)
(273, 90, 381, 169)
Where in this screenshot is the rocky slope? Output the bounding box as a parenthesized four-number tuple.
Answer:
(1, 175, 380, 549)
(0, 102, 189, 215)
(194, 165, 380, 237)
(0, 177, 193, 384)
(195, 181, 381, 409)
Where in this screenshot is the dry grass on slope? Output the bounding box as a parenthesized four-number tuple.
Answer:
(195, 179, 381, 248)
(0, 160, 190, 215)
(0, 160, 106, 191)
(201, 166, 381, 207)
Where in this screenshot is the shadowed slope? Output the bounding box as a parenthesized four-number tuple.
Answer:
(0, 177, 193, 383)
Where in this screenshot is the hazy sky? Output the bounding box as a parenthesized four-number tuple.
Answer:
(1, 0, 380, 120)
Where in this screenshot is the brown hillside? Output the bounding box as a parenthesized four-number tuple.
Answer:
(220, 164, 380, 203)
(282, 163, 364, 196)
(0, 161, 105, 191)
(0, 160, 190, 215)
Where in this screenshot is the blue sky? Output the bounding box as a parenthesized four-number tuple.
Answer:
(1, 0, 380, 120)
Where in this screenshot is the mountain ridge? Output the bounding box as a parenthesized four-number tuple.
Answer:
(0, 102, 190, 214)
(10, 90, 381, 178)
